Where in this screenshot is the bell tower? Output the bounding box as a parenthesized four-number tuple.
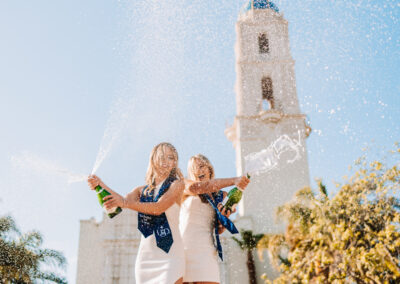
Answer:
(226, 0, 311, 233)
(222, 1, 311, 282)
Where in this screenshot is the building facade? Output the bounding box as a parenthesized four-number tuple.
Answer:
(76, 211, 140, 284)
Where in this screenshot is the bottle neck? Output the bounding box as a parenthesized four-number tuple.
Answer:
(95, 185, 102, 193)
(237, 173, 250, 191)
(236, 186, 244, 192)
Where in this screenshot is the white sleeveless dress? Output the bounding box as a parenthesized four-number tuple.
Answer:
(135, 183, 185, 284)
(179, 195, 220, 282)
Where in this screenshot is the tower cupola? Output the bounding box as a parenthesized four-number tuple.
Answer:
(241, 0, 280, 15)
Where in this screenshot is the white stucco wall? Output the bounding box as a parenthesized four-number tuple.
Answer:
(76, 210, 141, 284)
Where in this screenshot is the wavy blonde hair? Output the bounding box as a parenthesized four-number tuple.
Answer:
(187, 154, 215, 180)
(145, 142, 183, 191)
(187, 154, 215, 203)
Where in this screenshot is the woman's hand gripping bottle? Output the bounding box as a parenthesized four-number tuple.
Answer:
(95, 185, 122, 218)
(221, 174, 250, 211)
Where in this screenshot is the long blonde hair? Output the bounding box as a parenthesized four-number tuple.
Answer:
(187, 154, 215, 203)
(187, 154, 215, 181)
(145, 142, 183, 191)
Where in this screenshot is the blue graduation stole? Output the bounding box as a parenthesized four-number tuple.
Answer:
(137, 176, 176, 253)
(201, 191, 239, 260)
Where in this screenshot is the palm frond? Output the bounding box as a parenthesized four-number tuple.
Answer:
(232, 236, 244, 249)
(33, 271, 68, 284)
(38, 249, 67, 269)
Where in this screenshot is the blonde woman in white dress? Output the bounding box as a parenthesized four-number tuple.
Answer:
(88, 143, 247, 284)
(180, 154, 250, 284)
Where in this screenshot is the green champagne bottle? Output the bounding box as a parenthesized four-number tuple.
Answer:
(221, 174, 250, 211)
(95, 185, 122, 218)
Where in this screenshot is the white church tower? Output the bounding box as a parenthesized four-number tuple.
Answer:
(222, 0, 311, 282)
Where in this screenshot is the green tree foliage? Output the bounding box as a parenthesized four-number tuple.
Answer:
(233, 229, 264, 284)
(0, 215, 67, 284)
(258, 147, 400, 283)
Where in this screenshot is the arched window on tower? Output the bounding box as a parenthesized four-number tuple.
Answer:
(258, 33, 269, 54)
(261, 77, 274, 110)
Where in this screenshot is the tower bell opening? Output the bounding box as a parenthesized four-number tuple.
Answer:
(258, 33, 270, 54)
(261, 77, 274, 110)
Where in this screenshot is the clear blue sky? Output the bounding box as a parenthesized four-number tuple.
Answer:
(1, 0, 399, 282)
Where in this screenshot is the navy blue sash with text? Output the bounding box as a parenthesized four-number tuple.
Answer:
(137, 176, 176, 253)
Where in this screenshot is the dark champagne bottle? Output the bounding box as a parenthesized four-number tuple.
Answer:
(95, 185, 122, 218)
(221, 174, 250, 211)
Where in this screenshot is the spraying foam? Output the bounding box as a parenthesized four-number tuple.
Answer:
(11, 152, 87, 184)
(244, 131, 303, 175)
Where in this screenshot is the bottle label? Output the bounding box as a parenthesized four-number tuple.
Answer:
(104, 206, 117, 214)
(221, 196, 229, 206)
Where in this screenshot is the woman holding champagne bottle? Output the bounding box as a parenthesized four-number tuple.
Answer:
(180, 154, 250, 284)
(87, 143, 248, 284)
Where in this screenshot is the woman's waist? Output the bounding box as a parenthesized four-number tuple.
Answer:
(180, 210, 215, 223)
(181, 226, 214, 241)
(182, 233, 214, 250)
(179, 215, 215, 230)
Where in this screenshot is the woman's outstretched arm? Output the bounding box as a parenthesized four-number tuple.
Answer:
(103, 180, 185, 215)
(185, 176, 249, 196)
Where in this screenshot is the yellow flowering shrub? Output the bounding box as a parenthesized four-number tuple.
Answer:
(258, 146, 400, 283)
